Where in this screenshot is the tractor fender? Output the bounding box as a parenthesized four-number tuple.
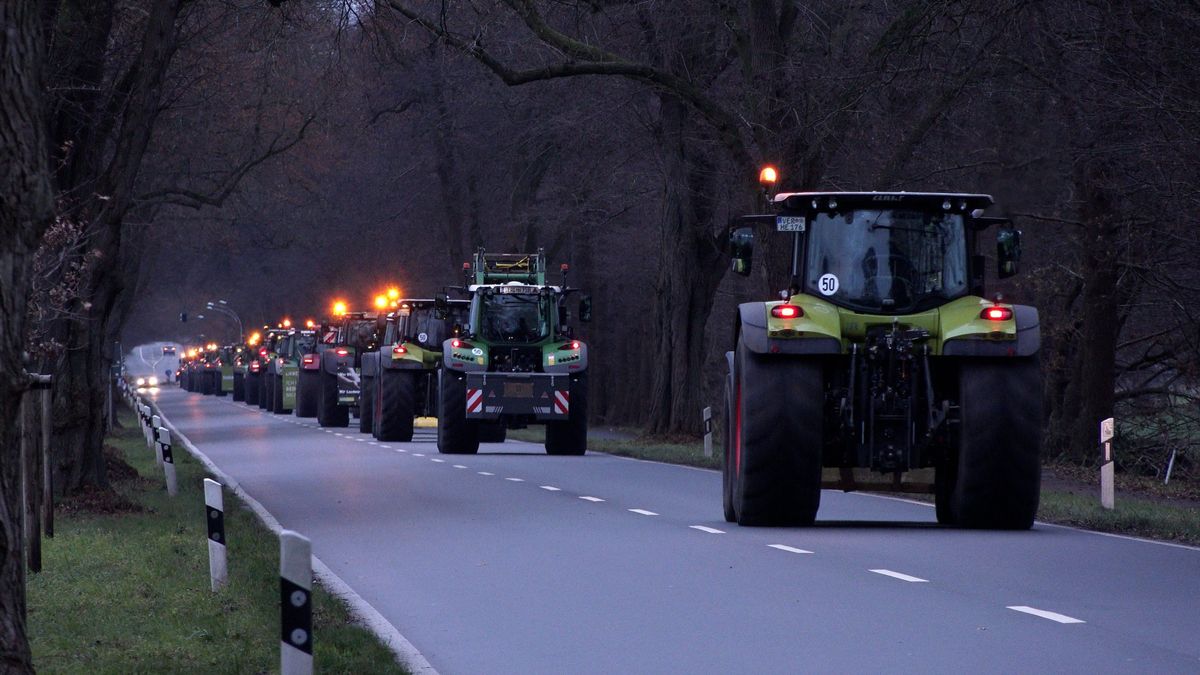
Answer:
(320, 349, 351, 375)
(943, 305, 1041, 357)
(736, 302, 841, 356)
(361, 351, 379, 378)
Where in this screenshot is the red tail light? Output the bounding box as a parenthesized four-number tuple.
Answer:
(335, 347, 349, 356)
(250, 361, 260, 372)
(392, 344, 407, 355)
(771, 304, 803, 319)
(982, 306, 1013, 321)
(259, 348, 268, 358)
(302, 355, 315, 366)
(452, 339, 473, 349)
(560, 342, 582, 351)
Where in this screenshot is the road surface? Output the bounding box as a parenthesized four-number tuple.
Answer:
(150, 387, 1200, 674)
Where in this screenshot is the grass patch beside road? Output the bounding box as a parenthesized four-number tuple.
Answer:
(27, 407, 406, 674)
(544, 427, 1198, 545)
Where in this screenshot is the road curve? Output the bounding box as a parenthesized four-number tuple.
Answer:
(151, 388, 1200, 674)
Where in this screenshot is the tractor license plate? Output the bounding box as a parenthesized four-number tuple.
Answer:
(776, 216, 806, 232)
(499, 285, 539, 294)
(504, 382, 534, 398)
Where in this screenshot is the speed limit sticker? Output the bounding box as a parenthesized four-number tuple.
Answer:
(818, 274, 839, 296)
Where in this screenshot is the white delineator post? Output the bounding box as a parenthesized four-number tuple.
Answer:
(702, 406, 713, 458)
(280, 530, 314, 675)
(150, 414, 161, 450)
(158, 426, 177, 497)
(204, 478, 228, 592)
(1100, 417, 1115, 510)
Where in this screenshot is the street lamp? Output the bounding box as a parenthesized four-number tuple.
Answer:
(205, 300, 244, 342)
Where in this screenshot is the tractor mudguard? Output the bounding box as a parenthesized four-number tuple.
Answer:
(943, 305, 1040, 357)
(361, 351, 378, 378)
(737, 302, 841, 356)
(320, 350, 353, 375)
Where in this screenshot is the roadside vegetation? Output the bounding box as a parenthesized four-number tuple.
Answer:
(520, 429, 1199, 546)
(26, 408, 407, 673)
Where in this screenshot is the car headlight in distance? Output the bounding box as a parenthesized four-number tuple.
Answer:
(136, 377, 147, 386)
(148, 376, 159, 386)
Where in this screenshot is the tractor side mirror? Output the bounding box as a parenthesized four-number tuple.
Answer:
(730, 226, 755, 276)
(997, 226, 1022, 279)
(434, 293, 449, 320)
(578, 296, 592, 323)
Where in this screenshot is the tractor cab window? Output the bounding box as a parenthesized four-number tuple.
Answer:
(295, 332, 317, 354)
(804, 209, 967, 314)
(401, 309, 449, 347)
(477, 291, 550, 343)
(340, 320, 377, 351)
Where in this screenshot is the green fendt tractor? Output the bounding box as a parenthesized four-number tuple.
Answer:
(436, 249, 592, 455)
(724, 186, 1041, 529)
(363, 298, 470, 441)
(264, 325, 321, 416)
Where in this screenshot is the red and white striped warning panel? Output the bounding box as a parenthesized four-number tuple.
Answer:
(467, 388, 484, 414)
(553, 390, 570, 415)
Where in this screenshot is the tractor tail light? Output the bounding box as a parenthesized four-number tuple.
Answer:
(335, 347, 349, 356)
(393, 344, 407, 355)
(982, 306, 1013, 321)
(250, 361, 260, 372)
(259, 348, 268, 358)
(771, 304, 803, 319)
(452, 339, 473, 349)
(302, 355, 315, 366)
(560, 342, 582, 351)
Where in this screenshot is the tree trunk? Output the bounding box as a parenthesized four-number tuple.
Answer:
(0, 2, 53, 671)
(645, 94, 727, 436)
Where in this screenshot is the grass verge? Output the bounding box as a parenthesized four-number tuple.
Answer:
(522, 427, 1199, 545)
(27, 406, 407, 674)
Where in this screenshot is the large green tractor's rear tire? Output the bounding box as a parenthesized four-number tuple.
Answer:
(478, 423, 507, 444)
(722, 366, 736, 523)
(437, 369, 479, 455)
(258, 374, 271, 410)
(358, 375, 375, 433)
(295, 369, 319, 418)
(949, 357, 1042, 529)
(377, 369, 416, 442)
(729, 340, 823, 526)
(232, 373, 245, 401)
(317, 369, 349, 427)
(244, 373, 260, 406)
(545, 373, 587, 455)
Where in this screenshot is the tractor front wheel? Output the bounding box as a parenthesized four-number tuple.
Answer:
(729, 340, 823, 526)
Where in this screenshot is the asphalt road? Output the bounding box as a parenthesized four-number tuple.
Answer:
(151, 387, 1200, 674)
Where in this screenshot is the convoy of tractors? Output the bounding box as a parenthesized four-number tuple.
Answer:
(174, 169, 1044, 530)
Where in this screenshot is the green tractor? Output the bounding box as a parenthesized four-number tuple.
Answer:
(265, 324, 322, 417)
(725, 187, 1041, 529)
(316, 311, 382, 428)
(363, 298, 471, 441)
(436, 249, 592, 455)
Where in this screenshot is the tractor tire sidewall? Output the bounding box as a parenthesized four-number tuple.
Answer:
(316, 368, 348, 427)
(952, 356, 1042, 529)
(358, 375, 375, 433)
(732, 339, 823, 526)
(245, 373, 260, 406)
(722, 370, 736, 523)
(295, 369, 318, 417)
(545, 372, 587, 455)
(437, 368, 479, 454)
(378, 368, 417, 442)
(233, 373, 245, 401)
(259, 374, 271, 410)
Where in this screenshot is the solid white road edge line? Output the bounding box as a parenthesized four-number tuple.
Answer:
(1006, 606, 1085, 624)
(689, 525, 725, 534)
(768, 544, 813, 554)
(148, 399, 439, 674)
(629, 509, 658, 516)
(869, 569, 928, 583)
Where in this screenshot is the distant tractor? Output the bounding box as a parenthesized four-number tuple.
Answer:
(363, 298, 470, 441)
(316, 308, 382, 428)
(724, 177, 1041, 529)
(436, 249, 592, 455)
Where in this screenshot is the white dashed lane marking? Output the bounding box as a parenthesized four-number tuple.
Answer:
(689, 525, 725, 534)
(453, 465, 467, 469)
(869, 569, 928, 583)
(478, 472, 495, 476)
(431, 458, 445, 463)
(1007, 606, 1085, 624)
(628, 509, 658, 516)
(539, 486, 561, 491)
(413, 453, 425, 457)
(579, 496, 605, 502)
(505, 477, 525, 482)
(768, 544, 813, 555)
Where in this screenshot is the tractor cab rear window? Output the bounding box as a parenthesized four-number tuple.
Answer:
(339, 320, 377, 350)
(804, 209, 967, 314)
(477, 292, 551, 343)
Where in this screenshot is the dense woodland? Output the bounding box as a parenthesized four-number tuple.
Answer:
(3, 1, 1200, 669)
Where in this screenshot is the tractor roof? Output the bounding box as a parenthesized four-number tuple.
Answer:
(471, 249, 546, 285)
(774, 191, 994, 212)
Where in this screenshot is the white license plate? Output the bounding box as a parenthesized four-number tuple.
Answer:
(776, 216, 806, 232)
(499, 285, 539, 294)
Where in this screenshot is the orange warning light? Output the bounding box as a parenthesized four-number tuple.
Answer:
(759, 166, 779, 185)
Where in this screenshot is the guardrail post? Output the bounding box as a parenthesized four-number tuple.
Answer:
(702, 406, 713, 458)
(1100, 417, 1115, 510)
(158, 426, 177, 496)
(280, 530, 313, 675)
(204, 479, 227, 591)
